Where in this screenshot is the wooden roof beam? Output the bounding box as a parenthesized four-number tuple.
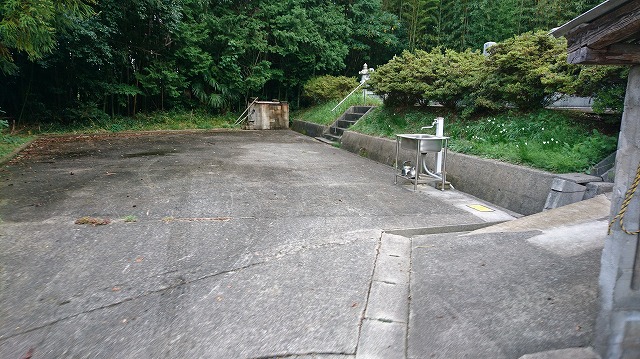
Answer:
(566, 0, 640, 52)
(568, 43, 640, 65)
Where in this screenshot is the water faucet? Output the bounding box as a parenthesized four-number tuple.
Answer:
(421, 119, 439, 131)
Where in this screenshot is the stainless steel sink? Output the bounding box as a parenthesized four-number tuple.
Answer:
(397, 133, 449, 153)
(395, 133, 449, 191)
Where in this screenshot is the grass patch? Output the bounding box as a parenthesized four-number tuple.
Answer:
(1, 110, 235, 162)
(0, 134, 34, 161)
(123, 215, 138, 223)
(292, 92, 382, 125)
(350, 107, 618, 173)
(30, 109, 238, 135)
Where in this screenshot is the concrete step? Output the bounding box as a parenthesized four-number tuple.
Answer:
(323, 133, 341, 142)
(330, 127, 350, 136)
(352, 106, 373, 114)
(343, 113, 362, 122)
(315, 136, 339, 146)
(337, 119, 358, 128)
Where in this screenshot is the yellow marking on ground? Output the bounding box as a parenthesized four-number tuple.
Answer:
(467, 204, 495, 212)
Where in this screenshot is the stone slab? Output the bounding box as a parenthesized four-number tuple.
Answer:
(556, 173, 603, 184)
(356, 319, 406, 359)
(544, 190, 587, 210)
(584, 182, 615, 200)
(364, 281, 409, 323)
(550, 178, 588, 192)
(408, 229, 602, 358)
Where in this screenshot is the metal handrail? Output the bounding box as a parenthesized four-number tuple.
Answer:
(331, 82, 365, 112)
(235, 97, 259, 125)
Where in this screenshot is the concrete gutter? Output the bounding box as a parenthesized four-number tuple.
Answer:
(339, 129, 555, 216)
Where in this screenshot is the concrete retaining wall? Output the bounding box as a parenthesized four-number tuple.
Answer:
(318, 128, 554, 216)
(290, 119, 328, 138)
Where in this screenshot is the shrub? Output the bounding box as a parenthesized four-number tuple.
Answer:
(302, 75, 359, 104)
(369, 48, 485, 110)
(572, 65, 628, 114)
(475, 30, 577, 111)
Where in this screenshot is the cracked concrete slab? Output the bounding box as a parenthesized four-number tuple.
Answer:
(0, 130, 483, 358)
(408, 230, 602, 359)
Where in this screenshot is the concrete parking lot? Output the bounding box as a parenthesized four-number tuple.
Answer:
(0, 130, 603, 358)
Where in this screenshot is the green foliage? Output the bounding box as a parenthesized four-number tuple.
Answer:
(293, 91, 382, 126)
(351, 107, 617, 173)
(2, 0, 395, 123)
(345, 0, 401, 72)
(34, 110, 236, 134)
(384, 0, 602, 51)
(369, 47, 485, 110)
(475, 31, 576, 111)
(0, 0, 613, 127)
(303, 76, 359, 104)
(572, 66, 629, 114)
(0, 0, 94, 74)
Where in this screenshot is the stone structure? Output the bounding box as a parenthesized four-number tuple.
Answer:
(552, 1, 640, 357)
(244, 100, 289, 130)
(358, 63, 374, 84)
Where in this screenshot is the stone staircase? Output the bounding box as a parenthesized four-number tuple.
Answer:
(315, 106, 375, 145)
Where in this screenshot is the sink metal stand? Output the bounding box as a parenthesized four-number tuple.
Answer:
(394, 136, 448, 191)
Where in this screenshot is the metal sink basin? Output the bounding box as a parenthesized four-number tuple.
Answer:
(397, 134, 449, 153)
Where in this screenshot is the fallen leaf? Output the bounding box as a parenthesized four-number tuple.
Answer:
(112, 287, 121, 292)
(22, 348, 34, 359)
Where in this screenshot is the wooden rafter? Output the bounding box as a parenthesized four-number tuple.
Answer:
(565, 0, 640, 52)
(568, 43, 640, 65)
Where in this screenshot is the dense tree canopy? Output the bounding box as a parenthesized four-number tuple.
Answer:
(382, 0, 603, 51)
(1, 0, 607, 124)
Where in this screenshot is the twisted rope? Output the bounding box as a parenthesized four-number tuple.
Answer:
(608, 161, 640, 236)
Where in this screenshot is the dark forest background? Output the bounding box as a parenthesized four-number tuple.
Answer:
(0, 0, 603, 125)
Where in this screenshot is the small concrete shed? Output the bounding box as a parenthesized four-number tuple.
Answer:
(552, 1, 640, 358)
(244, 100, 289, 130)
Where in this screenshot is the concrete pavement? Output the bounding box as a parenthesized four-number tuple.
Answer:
(0, 130, 606, 358)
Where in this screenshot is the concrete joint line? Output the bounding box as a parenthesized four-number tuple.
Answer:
(356, 233, 411, 359)
(384, 221, 505, 238)
(0, 260, 269, 342)
(248, 351, 355, 359)
(1, 238, 367, 341)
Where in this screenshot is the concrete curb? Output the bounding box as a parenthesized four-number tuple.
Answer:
(357, 233, 411, 359)
(290, 119, 329, 138)
(290, 121, 556, 215)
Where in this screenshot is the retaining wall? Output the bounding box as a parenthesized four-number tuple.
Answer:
(291, 120, 555, 215)
(290, 120, 328, 138)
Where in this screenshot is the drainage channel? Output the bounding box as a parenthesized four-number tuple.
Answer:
(355, 219, 509, 359)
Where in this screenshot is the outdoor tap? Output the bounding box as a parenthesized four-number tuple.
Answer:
(421, 119, 439, 131)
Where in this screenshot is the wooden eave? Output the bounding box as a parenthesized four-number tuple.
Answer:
(552, 0, 640, 65)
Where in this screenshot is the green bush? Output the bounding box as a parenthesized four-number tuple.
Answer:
(369, 48, 485, 110)
(475, 30, 576, 111)
(350, 107, 617, 173)
(302, 75, 359, 104)
(572, 66, 628, 114)
(368, 51, 425, 107)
